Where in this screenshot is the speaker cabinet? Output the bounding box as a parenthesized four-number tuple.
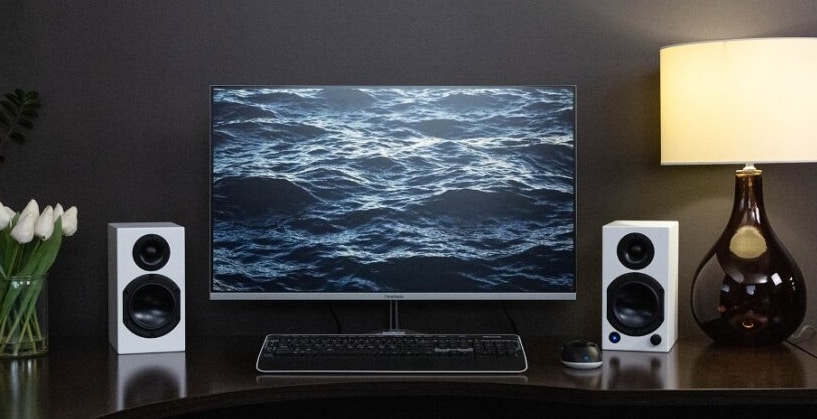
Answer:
(108, 222, 185, 354)
(602, 220, 678, 352)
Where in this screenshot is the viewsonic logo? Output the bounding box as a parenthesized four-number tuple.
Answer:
(384, 294, 404, 299)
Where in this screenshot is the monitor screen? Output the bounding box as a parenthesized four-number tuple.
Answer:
(210, 86, 576, 300)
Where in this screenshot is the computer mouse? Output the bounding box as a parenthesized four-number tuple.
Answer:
(559, 339, 603, 369)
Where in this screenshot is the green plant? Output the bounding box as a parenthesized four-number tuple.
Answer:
(0, 89, 40, 162)
(0, 199, 77, 356)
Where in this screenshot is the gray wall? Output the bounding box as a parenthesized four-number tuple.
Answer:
(3, 0, 817, 340)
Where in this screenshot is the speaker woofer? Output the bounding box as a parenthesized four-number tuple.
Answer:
(617, 232, 655, 270)
(607, 272, 664, 336)
(132, 234, 171, 271)
(123, 274, 181, 338)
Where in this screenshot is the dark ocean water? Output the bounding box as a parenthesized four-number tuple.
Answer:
(210, 86, 576, 296)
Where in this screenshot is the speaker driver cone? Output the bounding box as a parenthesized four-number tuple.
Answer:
(133, 234, 171, 271)
(617, 232, 655, 270)
(607, 272, 664, 336)
(123, 274, 181, 338)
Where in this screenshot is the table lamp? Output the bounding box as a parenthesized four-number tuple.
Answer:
(660, 38, 817, 346)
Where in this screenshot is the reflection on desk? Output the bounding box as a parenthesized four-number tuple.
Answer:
(4, 335, 817, 418)
(556, 349, 678, 391)
(559, 338, 817, 392)
(1, 356, 47, 419)
(601, 349, 678, 390)
(109, 351, 187, 412)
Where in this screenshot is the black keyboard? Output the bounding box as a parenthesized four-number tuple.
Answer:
(256, 333, 528, 374)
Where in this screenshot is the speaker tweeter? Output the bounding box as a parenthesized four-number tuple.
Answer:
(108, 222, 185, 354)
(602, 220, 678, 352)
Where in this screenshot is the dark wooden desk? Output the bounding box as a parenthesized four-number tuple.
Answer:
(4, 335, 817, 418)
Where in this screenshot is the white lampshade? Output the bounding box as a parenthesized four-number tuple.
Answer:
(660, 38, 817, 165)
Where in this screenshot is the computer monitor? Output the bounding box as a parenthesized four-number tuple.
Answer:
(210, 86, 576, 305)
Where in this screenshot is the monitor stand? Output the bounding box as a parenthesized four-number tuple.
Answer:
(376, 301, 419, 335)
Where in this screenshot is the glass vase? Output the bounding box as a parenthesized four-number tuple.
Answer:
(691, 167, 806, 346)
(0, 274, 48, 358)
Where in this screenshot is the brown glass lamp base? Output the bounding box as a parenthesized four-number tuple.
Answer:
(690, 166, 806, 346)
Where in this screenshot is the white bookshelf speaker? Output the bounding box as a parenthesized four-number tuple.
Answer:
(602, 220, 679, 352)
(108, 222, 185, 354)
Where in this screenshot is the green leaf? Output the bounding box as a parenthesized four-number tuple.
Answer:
(0, 100, 14, 115)
(20, 89, 38, 99)
(2, 93, 20, 105)
(0, 283, 23, 331)
(0, 235, 9, 278)
(0, 89, 40, 163)
(18, 217, 63, 276)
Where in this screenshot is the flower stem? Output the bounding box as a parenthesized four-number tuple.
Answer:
(0, 276, 44, 356)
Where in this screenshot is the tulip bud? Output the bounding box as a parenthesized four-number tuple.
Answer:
(10, 212, 36, 244)
(62, 206, 78, 236)
(0, 203, 11, 229)
(54, 203, 64, 218)
(34, 205, 55, 240)
(20, 199, 39, 219)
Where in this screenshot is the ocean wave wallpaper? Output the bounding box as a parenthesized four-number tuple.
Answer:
(210, 86, 576, 299)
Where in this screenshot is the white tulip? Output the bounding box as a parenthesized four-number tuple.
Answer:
(10, 212, 36, 244)
(20, 199, 39, 219)
(61, 206, 78, 236)
(2, 207, 15, 230)
(53, 204, 64, 220)
(0, 202, 11, 229)
(34, 205, 55, 240)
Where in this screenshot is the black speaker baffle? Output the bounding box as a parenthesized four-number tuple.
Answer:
(132, 234, 171, 271)
(606, 272, 664, 336)
(123, 274, 181, 338)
